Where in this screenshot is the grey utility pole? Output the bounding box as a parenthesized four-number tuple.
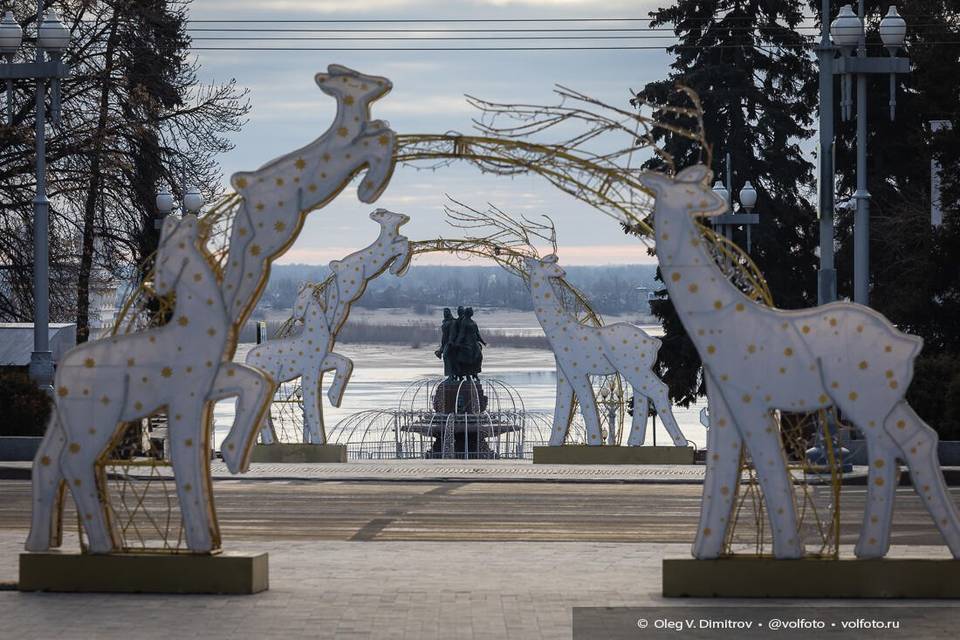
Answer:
(0, 7, 70, 391)
(853, 0, 870, 306)
(817, 0, 837, 305)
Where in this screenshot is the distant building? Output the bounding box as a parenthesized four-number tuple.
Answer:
(0, 323, 77, 374)
(88, 267, 119, 339)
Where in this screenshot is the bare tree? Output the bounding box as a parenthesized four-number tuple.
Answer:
(0, 0, 249, 340)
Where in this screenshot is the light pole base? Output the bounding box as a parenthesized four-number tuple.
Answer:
(817, 268, 837, 305)
(28, 350, 54, 392)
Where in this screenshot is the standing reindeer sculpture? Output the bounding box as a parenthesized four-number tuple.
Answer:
(525, 254, 687, 447)
(247, 209, 411, 444)
(638, 165, 960, 559)
(26, 215, 273, 553)
(444, 201, 685, 448)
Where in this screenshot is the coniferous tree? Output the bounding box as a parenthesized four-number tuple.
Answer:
(632, 0, 819, 405)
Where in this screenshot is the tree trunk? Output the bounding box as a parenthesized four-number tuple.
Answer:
(75, 14, 120, 343)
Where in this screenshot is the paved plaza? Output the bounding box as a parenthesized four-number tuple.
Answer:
(0, 533, 955, 640)
(1, 464, 959, 639)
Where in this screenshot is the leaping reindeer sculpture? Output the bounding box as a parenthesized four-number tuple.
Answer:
(247, 209, 411, 444)
(223, 64, 397, 336)
(26, 215, 273, 553)
(639, 165, 960, 559)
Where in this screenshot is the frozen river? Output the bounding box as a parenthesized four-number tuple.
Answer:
(213, 338, 709, 451)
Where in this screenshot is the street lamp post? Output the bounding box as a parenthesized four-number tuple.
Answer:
(599, 384, 617, 446)
(156, 184, 203, 230)
(711, 157, 760, 254)
(827, 3, 909, 306)
(1, 6, 70, 391)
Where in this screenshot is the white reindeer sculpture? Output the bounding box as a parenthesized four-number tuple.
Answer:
(26, 215, 273, 553)
(247, 209, 411, 444)
(222, 64, 397, 334)
(638, 165, 960, 559)
(525, 255, 687, 447)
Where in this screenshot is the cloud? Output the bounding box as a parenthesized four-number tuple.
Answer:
(381, 94, 475, 117)
(196, 0, 421, 14)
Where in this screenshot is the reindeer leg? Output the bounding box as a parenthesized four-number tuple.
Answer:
(627, 393, 648, 446)
(885, 402, 960, 558)
(649, 378, 687, 447)
(60, 390, 127, 554)
(324, 352, 354, 408)
(245, 348, 277, 445)
(725, 400, 802, 559)
(693, 373, 742, 559)
(301, 371, 323, 444)
(569, 374, 603, 446)
(853, 425, 899, 559)
(320, 352, 354, 445)
(259, 410, 277, 445)
(25, 412, 67, 551)
(356, 129, 396, 203)
(168, 398, 215, 552)
(550, 369, 576, 446)
(215, 363, 275, 473)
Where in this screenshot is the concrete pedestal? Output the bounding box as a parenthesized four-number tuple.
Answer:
(663, 557, 960, 598)
(249, 443, 347, 463)
(533, 445, 695, 465)
(19, 552, 268, 594)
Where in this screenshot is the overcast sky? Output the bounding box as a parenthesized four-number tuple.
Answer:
(190, 0, 667, 265)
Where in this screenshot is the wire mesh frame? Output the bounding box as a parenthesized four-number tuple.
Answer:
(73, 457, 187, 555)
(323, 377, 589, 460)
(396, 377, 525, 460)
(721, 408, 848, 559)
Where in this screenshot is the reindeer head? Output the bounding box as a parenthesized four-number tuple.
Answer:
(315, 64, 392, 107)
(524, 254, 566, 281)
(369, 209, 412, 275)
(637, 165, 728, 220)
(636, 165, 728, 257)
(154, 214, 199, 296)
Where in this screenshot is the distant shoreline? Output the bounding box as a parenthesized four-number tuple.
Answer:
(239, 306, 660, 347)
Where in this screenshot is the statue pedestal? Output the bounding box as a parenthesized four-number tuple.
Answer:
(432, 379, 488, 413)
(250, 443, 347, 463)
(533, 445, 694, 465)
(19, 552, 268, 594)
(663, 557, 960, 598)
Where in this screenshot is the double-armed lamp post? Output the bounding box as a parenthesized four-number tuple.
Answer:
(711, 163, 760, 254)
(0, 6, 70, 391)
(818, 2, 909, 306)
(156, 186, 205, 223)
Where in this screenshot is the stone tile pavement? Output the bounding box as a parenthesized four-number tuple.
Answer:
(0, 531, 955, 640)
(2, 459, 711, 483)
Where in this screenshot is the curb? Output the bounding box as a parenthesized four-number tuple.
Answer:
(5, 466, 960, 486)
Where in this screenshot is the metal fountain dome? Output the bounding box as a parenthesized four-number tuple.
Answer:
(326, 375, 584, 460)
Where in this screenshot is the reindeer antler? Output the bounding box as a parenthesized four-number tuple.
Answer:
(444, 197, 558, 261)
